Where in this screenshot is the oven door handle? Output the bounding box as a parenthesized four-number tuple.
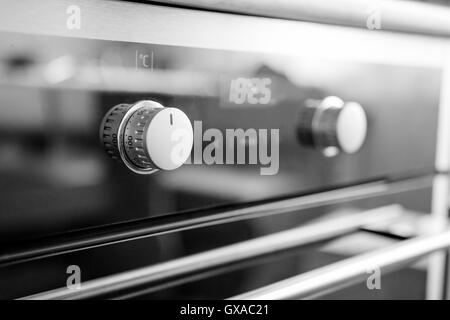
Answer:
(229, 228, 450, 300)
(21, 205, 403, 300)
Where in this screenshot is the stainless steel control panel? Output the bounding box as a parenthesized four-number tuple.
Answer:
(0, 31, 442, 242)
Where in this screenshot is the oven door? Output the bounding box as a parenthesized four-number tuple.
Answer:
(0, 175, 445, 300)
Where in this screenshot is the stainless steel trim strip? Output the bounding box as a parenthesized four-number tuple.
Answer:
(21, 206, 403, 300)
(0, 177, 430, 267)
(427, 42, 450, 300)
(230, 228, 450, 300)
(152, 0, 450, 37)
(0, 0, 446, 67)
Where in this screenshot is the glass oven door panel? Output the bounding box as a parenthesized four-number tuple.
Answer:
(0, 181, 432, 299)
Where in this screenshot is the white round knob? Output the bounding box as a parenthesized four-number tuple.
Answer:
(100, 100, 193, 174)
(145, 108, 193, 170)
(336, 101, 367, 154)
(298, 96, 367, 155)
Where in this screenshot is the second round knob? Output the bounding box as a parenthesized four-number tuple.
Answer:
(298, 96, 367, 155)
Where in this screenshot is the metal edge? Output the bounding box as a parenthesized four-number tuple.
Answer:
(20, 205, 403, 300)
(150, 0, 450, 37)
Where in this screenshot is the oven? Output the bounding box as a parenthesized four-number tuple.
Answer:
(0, 0, 450, 300)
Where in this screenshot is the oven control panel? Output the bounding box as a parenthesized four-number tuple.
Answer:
(0, 31, 442, 241)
